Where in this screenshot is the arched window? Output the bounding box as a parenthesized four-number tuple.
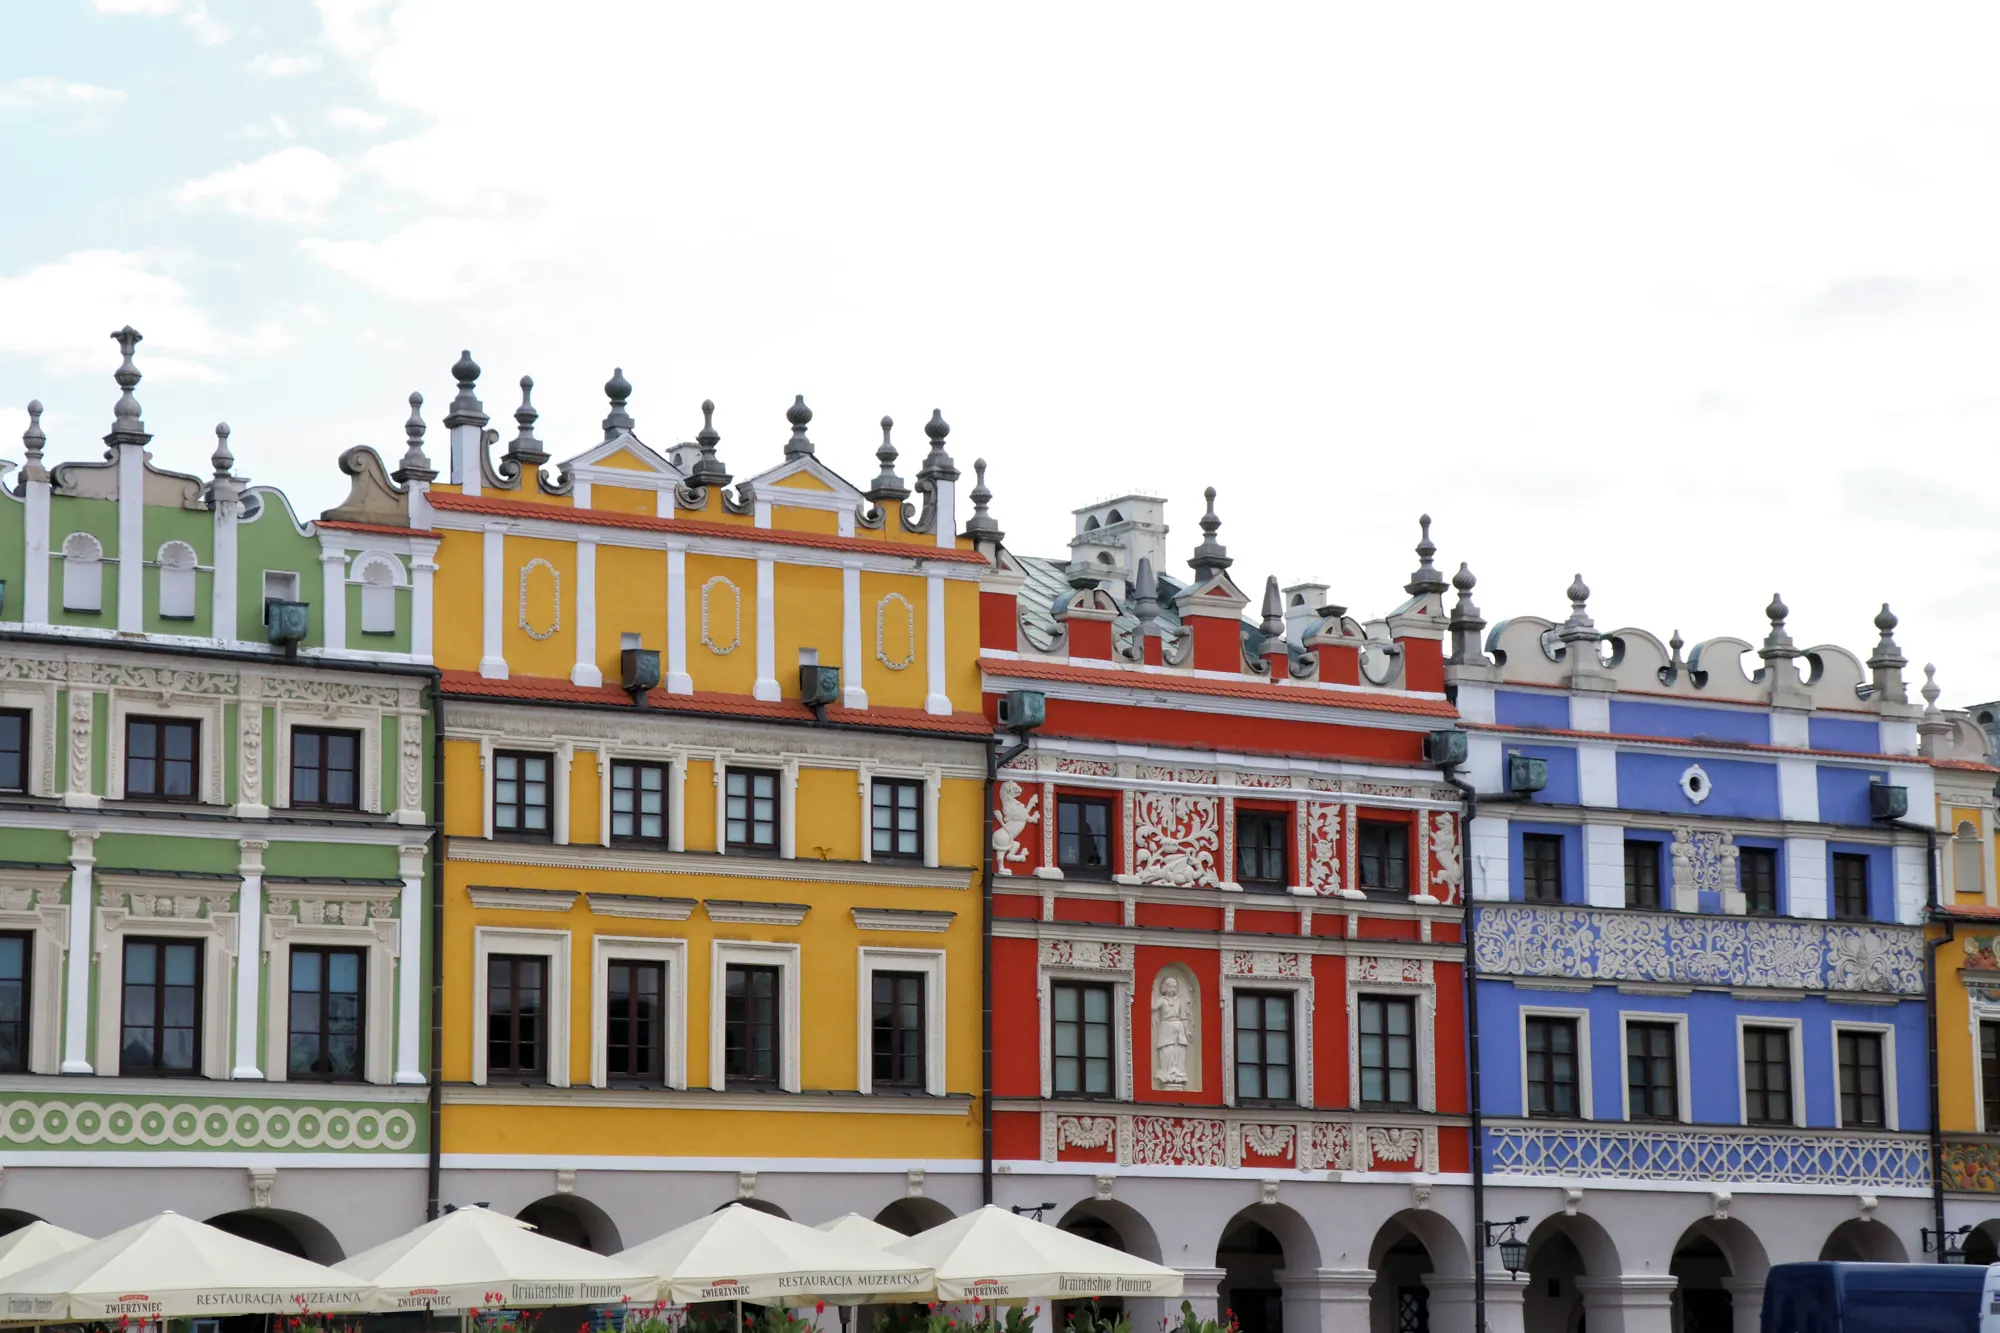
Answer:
(1083, 516, 1100, 531)
(357, 556, 400, 635)
(1955, 820, 1985, 898)
(1106, 508, 1124, 524)
(60, 533, 103, 613)
(157, 541, 197, 620)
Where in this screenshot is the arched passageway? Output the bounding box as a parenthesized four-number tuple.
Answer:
(518, 1194, 622, 1254)
(1667, 1218, 1768, 1333)
(1523, 1214, 1620, 1333)
(713, 1197, 792, 1221)
(1818, 1219, 1906, 1264)
(0, 1210, 42, 1237)
(1963, 1220, 2000, 1267)
(205, 1209, 344, 1264)
(1053, 1200, 1165, 1330)
(1367, 1211, 1469, 1333)
(874, 1198, 952, 1236)
(1216, 1204, 1321, 1333)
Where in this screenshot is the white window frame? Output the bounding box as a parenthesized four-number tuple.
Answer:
(274, 710, 382, 814)
(1518, 1005, 1593, 1120)
(716, 757, 790, 859)
(590, 935, 687, 1090)
(94, 884, 237, 1081)
(0, 867, 72, 1074)
(472, 925, 571, 1087)
(1346, 970, 1435, 1113)
(600, 750, 682, 851)
(1968, 995, 2000, 1134)
(481, 740, 566, 844)
(1618, 1011, 1691, 1124)
(1735, 1015, 1806, 1129)
(710, 939, 801, 1093)
(263, 891, 400, 1085)
(106, 696, 223, 804)
(856, 946, 946, 1096)
(1039, 963, 1132, 1101)
(1831, 1020, 1899, 1131)
(1222, 974, 1313, 1109)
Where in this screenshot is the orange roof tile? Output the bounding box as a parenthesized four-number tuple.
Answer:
(1934, 758, 2000, 773)
(425, 491, 990, 564)
(440, 670, 992, 735)
(1937, 904, 2000, 921)
(980, 656, 1457, 718)
(316, 519, 441, 538)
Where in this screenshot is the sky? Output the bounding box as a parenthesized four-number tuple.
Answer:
(2, 3, 1998, 703)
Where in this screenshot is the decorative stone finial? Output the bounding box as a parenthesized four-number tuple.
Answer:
(1866, 602, 1908, 704)
(1759, 592, 1797, 661)
(1669, 629, 1685, 667)
(1447, 562, 1489, 667)
(918, 409, 958, 481)
(105, 325, 150, 447)
(1260, 575, 1285, 641)
(1189, 486, 1232, 579)
(503, 375, 548, 466)
(1405, 514, 1448, 597)
(962, 457, 1002, 543)
(602, 368, 635, 441)
(688, 398, 730, 487)
(22, 400, 44, 462)
(867, 415, 908, 502)
(784, 395, 815, 458)
(1557, 573, 1596, 643)
(1132, 555, 1162, 622)
(444, 349, 487, 428)
(1452, 562, 1476, 596)
(394, 391, 437, 484)
(211, 423, 233, 477)
(1923, 663, 1942, 712)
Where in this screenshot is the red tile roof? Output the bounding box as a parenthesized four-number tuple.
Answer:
(980, 656, 1457, 717)
(425, 491, 990, 564)
(1934, 758, 2000, 773)
(1937, 904, 2000, 921)
(316, 519, 441, 538)
(440, 670, 993, 735)
(1467, 719, 1991, 770)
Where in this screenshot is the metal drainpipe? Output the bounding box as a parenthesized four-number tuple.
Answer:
(1441, 766, 1486, 1331)
(426, 680, 446, 1221)
(1914, 821, 1946, 1258)
(983, 729, 1033, 1206)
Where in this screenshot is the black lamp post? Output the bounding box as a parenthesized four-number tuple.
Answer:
(1923, 1224, 1973, 1263)
(1483, 1216, 1530, 1277)
(1011, 1203, 1058, 1223)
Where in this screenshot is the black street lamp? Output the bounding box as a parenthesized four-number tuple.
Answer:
(1011, 1203, 1058, 1223)
(1483, 1217, 1530, 1277)
(1923, 1224, 1973, 1264)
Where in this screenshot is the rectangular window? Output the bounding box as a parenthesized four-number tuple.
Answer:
(1522, 833, 1564, 903)
(1057, 797, 1113, 875)
(723, 964, 781, 1085)
(605, 959, 664, 1080)
(0, 932, 28, 1074)
(725, 769, 779, 854)
(610, 761, 669, 846)
(1359, 994, 1417, 1109)
(871, 778, 924, 861)
(1233, 989, 1296, 1103)
(1236, 810, 1288, 889)
(1838, 1030, 1886, 1128)
(1051, 980, 1114, 1097)
(1524, 1015, 1579, 1117)
(1626, 1021, 1679, 1121)
(1358, 821, 1409, 895)
(120, 938, 201, 1075)
(1740, 847, 1779, 917)
(262, 570, 300, 604)
(492, 751, 552, 839)
(1623, 840, 1661, 910)
(125, 716, 199, 802)
(0, 709, 26, 795)
(1743, 1026, 1793, 1125)
(870, 970, 927, 1088)
(288, 946, 363, 1080)
(290, 727, 361, 811)
(486, 954, 547, 1078)
(1984, 1022, 2000, 1131)
(1832, 853, 1870, 922)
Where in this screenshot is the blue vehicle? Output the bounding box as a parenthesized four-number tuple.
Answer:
(1761, 1262, 1990, 1333)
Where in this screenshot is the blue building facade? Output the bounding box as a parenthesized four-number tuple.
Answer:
(1446, 576, 1936, 1333)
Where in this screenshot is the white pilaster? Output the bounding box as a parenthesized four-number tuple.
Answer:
(319, 548, 347, 649)
(753, 556, 780, 701)
(451, 423, 482, 497)
(1584, 821, 1626, 907)
(1787, 835, 1829, 917)
(1721, 1278, 1764, 1333)
(669, 754, 688, 853)
(931, 478, 955, 549)
(61, 831, 97, 1074)
(1469, 813, 1512, 900)
(1569, 692, 1610, 732)
(713, 756, 729, 856)
(395, 843, 425, 1084)
(841, 560, 867, 708)
(1277, 1267, 1374, 1333)
(116, 443, 142, 632)
(478, 525, 507, 679)
(924, 766, 942, 869)
(1577, 742, 1618, 807)
(779, 758, 798, 859)
(410, 552, 436, 664)
(24, 474, 50, 624)
(211, 489, 238, 642)
(666, 542, 692, 694)
(553, 741, 573, 846)
(1778, 758, 1820, 822)
(231, 839, 266, 1079)
(924, 573, 950, 715)
(856, 766, 873, 864)
(1771, 709, 1810, 749)
(571, 538, 601, 687)
(1575, 1275, 1677, 1333)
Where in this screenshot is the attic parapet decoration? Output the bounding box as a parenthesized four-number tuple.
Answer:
(601, 368, 636, 442)
(392, 391, 437, 486)
(901, 409, 957, 536)
(38, 330, 207, 508)
(1867, 603, 1909, 703)
(442, 348, 490, 492)
(1446, 563, 1489, 668)
(861, 415, 909, 529)
(105, 324, 151, 450)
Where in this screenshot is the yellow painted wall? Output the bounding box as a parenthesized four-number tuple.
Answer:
(569, 749, 601, 843)
(433, 530, 486, 675)
(858, 572, 927, 710)
(684, 554, 757, 694)
(594, 484, 658, 515)
(797, 766, 861, 862)
(942, 578, 982, 709)
(1935, 792, 2000, 1136)
(770, 504, 840, 536)
(773, 563, 843, 700)
(443, 1102, 978, 1159)
(443, 738, 486, 837)
(595, 544, 667, 677)
(503, 535, 576, 678)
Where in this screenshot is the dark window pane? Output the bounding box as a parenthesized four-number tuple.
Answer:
(611, 762, 671, 845)
(121, 938, 202, 1074)
(1739, 846, 1779, 916)
(1838, 1030, 1885, 1128)
(724, 964, 782, 1084)
(288, 945, 364, 1079)
(1522, 834, 1564, 903)
(1626, 1021, 1679, 1121)
(1525, 1016, 1578, 1117)
(1234, 990, 1296, 1103)
(291, 727, 362, 810)
(1623, 841, 1660, 910)
(1744, 1026, 1792, 1125)
(1833, 853, 1870, 922)
(871, 970, 927, 1087)
(1052, 981, 1115, 1096)
(126, 718, 200, 803)
(0, 933, 28, 1072)
(1358, 821, 1409, 895)
(872, 779, 925, 861)
(494, 752, 554, 840)
(726, 770, 779, 852)
(1057, 798, 1113, 873)
(606, 959, 665, 1079)
(0, 712, 26, 794)
(487, 953, 547, 1077)
(1359, 995, 1417, 1109)
(1236, 811, 1288, 888)
(1984, 1023, 2000, 1131)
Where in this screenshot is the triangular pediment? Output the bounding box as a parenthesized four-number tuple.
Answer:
(557, 431, 685, 481)
(742, 454, 865, 507)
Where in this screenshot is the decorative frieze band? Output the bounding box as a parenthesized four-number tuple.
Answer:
(1040, 1110, 1438, 1173)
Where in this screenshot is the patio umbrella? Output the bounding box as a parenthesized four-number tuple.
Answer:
(338, 1205, 658, 1311)
(616, 1202, 932, 1306)
(1, 1210, 372, 1320)
(887, 1206, 1184, 1303)
(814, 1215, 912, 1251)
(0, 1221, 91, 1282)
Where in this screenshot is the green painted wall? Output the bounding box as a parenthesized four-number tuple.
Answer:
(1, 828, 75, 866)
(234, 492, 324, 648)
(141, 504, 214, 636)
(260, 839, 399, 879)
(93, 832, 241, 874)
(0, 494, 25, 625)
(45, 496, 119, 630)
(342, 570, 415, 654)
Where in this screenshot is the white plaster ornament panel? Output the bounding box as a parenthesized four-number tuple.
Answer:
(1680, 764, 1712, 805)
(1125, 791, 1220, 888)
(517, 558, 561, 641)
(700, 575, 741, 655)
(875, 592, 916, 671)
(992, 780, 1039, 875)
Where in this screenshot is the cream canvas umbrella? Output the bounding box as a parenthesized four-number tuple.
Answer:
(814, 1215, 912, 1252)
(338, 1205, 657, 1311)
(617, 1203, 932, 1306)
(0, 1221, 91, 1282)
(1, 1211, 372, 1320)
(888, 1206, 1183, 1303)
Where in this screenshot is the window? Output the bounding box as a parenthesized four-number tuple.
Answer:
(1623, 840, 1660, 910)
(125, 716, 198, 802)
(1358, 821, 1408, 895)
(0, 932, 27, 1074)
(1833, 853, 1870, 922)
(723, 964, 781, 1085)
(1057, 797, 1113, 875)
(0, 709, 25, 794)
(262, 570, 300, 604)
(725, 768, 779, 854)
(1524, 1015, 1579, 1117)
(359, 559, 397, 635)
(486, 954, 547, 1078)
(1236, 811, 1287, 889)
(1233, 990, 1295, 1103)
(1983, 1023, 2000, 1131)
(1522, 833, 1564, 903)
(120, 938, 201, 1075)
(291, 728, 360, 810)
(1359, 995, 1417, 1108)
(493, 751, 552, 839)
(1626, 1021, 1679, 1121)
(605, 959, 664, 1080)
(288, 946, 363, 1080)
(1743, 1025, 1792, 1125)
(610, 761, 669, 846)
(1838, 1030, 1886, 1128)
(1740, 847, 1779, 917)
(157, 541, 197, 620)
(872, 778, 924, 861)
(1051, 980, 1114, 1097)
(61, 532, 103, 613)
(871, 970, 927, 1088)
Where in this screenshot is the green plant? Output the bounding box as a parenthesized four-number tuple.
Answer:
(1061, 1302, 1131, 1333)
(1171, 1301, 1225, 1333)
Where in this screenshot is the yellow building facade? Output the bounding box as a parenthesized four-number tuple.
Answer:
(413, 362, 996, 1248)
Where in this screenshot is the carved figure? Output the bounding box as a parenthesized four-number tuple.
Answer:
(1432, 812, 1462, 902)
(992, 780, 1040, 871)
(1152, 973, 1191, 1087)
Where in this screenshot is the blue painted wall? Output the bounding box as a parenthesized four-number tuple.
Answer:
(1496, 690, 1571, 730)
(1808, 716, 1880, 755)
(1502, 743, 1580, 806)
(1609, 699, 1770, 746)
(1816, 765, 1891, 827)
(1615, 751, 1780, 819)
(1826, 839, 1897, 921)
(1735, 833, 1788, 914)
(1508, 820, 1585, 902)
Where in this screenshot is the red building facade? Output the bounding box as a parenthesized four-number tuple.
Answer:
(976, 491, 1478, 1333)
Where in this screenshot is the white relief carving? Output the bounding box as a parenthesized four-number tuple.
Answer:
(1225, 950, 1304, 978)
(1305, 804, 1341, 893)
(1136, 765, 1216, 784)
(240, 704, 263, 804)
(1298, 1122, 1352, 1171)
(1151, 973, 1191, 1088)
(1127, 1116, 1227, 1166)
(1432, 811, 1461, 903)
(1242, 1124, 1296, 1158)
(993, 780, 1039, 874)
(1053, 758, 1116, 777)
(1352, 956, 1432, 984)
(0, 886, 36, 912)
(1671, 827, 1739, 907)
(517, 557, 561, 641)
(399, 722, 424, 813)
(700, 575, 741, 655)
(258, 677, 399, 708)
(122, 888, 232, 919)
(67, 691, 92, 794)
(1130, 791, 1220, 887)
(1043, 939, 1128, 971)
(1057, 1116, 1116, 1151)
(1240, 773, 1293, 789)
(875, 592, 916, 671)
(1680, 764, 1712, 804)
(1368, 1127, 1422, 1164)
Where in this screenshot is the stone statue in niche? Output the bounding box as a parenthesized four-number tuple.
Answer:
(992, 780, 1039, 874)
(1152, 973, 1191, 1087)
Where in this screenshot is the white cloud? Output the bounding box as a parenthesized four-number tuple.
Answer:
(230, 115, 298, 142)
(246, 52, 321, 77)
(92, 0, 228, 43)
(0, 250, 236, 380)
(173, 147, 345, 223)
(0, 78, 128, 110)
(326, 106, 388, 132)
(315, 0, 395, 56)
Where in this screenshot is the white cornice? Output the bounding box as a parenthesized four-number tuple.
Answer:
(466, 885, 580, 912)
(0, 806, 431, 847)
(992, 918, 1463, 963)
(1002, 734, 1447, 789)
(851, 907, 958, 933)
(586, 892, 698, 921)
(442, 1085, 970, 1114)
(703, 898, 810, 926)
(448, 837, 974, 891)
(0, 1073, 429, 1104)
